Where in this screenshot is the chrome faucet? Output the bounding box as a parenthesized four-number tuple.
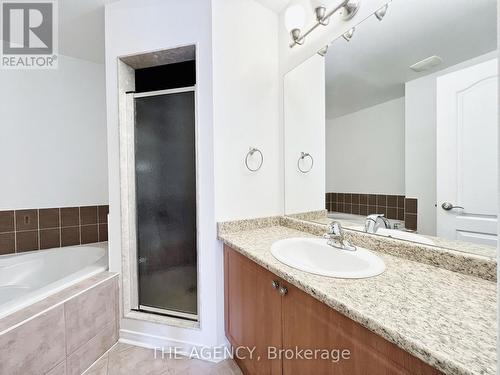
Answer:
(323, 221, 357, 251)
(364, 214, 391, 234)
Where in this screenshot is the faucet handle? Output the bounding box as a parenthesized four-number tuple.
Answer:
(327, 221, 342, 236)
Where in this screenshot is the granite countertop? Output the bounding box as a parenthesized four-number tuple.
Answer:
(218, 225, 497, 375)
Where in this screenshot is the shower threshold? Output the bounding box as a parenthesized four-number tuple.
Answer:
(138, 305, 198, 321)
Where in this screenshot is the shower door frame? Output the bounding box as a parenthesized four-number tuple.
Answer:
(122, 85, 200, 323)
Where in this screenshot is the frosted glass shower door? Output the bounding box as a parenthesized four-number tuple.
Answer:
(133, 87, 197, 320)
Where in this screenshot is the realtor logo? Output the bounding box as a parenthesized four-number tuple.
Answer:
(1, 0, 58, 69)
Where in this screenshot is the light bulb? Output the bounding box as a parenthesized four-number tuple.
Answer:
(285, 4, 306, 32)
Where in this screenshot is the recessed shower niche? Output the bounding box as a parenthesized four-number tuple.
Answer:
(118, 45, 198, 323)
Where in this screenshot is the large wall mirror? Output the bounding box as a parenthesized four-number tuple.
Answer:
(284, 0, 498, 258)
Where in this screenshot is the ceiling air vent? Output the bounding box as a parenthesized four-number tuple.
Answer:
(410, 56, 443, 72)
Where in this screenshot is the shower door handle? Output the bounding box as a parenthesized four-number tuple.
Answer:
(138, 257, 147, 264)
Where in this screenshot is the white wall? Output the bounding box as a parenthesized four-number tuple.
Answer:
(213, 0, 281, 221)
(326, 97, 405, 195)
(405, 51, 497, 236)
(105, 0, 224, 351)
(284, 54, 325, 214)
(0, 55, 108, 210)
(405, 76, 436, 235)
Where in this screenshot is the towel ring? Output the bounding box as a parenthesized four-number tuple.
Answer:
(245, 147, 264, 172)
(297, 152, 314, 173)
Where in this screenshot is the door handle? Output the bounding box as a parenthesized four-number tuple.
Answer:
(441, 202, 465, 211)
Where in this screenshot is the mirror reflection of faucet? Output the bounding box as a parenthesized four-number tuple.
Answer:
(323, 221, 357, 251)
(364, 214, 391, 234)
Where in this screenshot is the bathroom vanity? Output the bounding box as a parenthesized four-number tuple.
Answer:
(218, 218, 496, 375)
(224, 245, 443, 374)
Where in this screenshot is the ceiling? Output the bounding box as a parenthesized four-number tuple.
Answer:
(325, 0, 498, 119)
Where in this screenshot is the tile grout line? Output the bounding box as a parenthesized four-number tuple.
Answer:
(59, 208, 62, 248)
(37, 209, 40, 251)
(78, 207, 82, 245)
(13, 210, 17, 254)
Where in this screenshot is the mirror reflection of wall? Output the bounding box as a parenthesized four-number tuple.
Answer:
(284, 0, 498, 258)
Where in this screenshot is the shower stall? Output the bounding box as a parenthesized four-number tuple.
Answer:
(120, 48, 198, 321)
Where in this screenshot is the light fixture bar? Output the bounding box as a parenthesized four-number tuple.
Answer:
(289, 0, 356, 48)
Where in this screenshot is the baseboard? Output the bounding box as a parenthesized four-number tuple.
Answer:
(119, 328, 230, 363)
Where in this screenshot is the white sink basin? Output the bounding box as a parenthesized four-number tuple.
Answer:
(375, 228, 435, 246)
(271, 238, 385, 279)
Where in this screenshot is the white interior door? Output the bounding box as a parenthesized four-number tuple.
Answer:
(436, 58, 498, 246)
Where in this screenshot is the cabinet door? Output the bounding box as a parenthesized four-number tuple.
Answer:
(224, 245, 282, 375)
(281, 282, 443, 375)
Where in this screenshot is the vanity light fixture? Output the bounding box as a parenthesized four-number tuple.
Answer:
(315, 6, 329, 25)
(374, 4, 388, 21)
(310, 0, 329, 25)
(285, 4, 306, 45)
(342, 27, 355, 42)
(288, 0, 361, 48)
(317, 45, 329, 56)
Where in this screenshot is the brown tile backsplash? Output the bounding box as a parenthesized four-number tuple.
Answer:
(80, 206, 98, 225)
(387, 195, 397, 208)
(0, 205, 109, 255)
(397, 196, 405, 208)
(81, 225, 98, 244)
(326, 192, 418, 230)
(377, 195, 387, 206)
(98, 206, 109, 224)
(39, 208, 60, 229)
(40, 229, 61, 250)
(405, 198, 418, 214)
(397, 208, 405, 221)
(15, 209, 38, 231)
(61, 227, 81, 247)
(359, 194, 368, 205)
(405, 214, 418, 231)
(98, 224, 108, 242)
(0, 211, 14, 233)
(387, 207, 397, 220)
(61, 207, 80, 227)
(0, 232, 15, 255)
(16, 230, 39, 252)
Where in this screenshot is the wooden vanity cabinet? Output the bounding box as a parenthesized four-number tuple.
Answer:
(224, 245, 283, 375)
(224, 245, 443, 375)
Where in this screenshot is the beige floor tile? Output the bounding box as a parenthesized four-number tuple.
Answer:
(107, 344, 172, 375)
(95, 343, 242, 375)
(209, 360, 243, 375)
(167, 358, 214, 374)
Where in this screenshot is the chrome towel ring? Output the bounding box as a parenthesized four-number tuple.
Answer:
(245, 147, 264, 172)
(297, 152, 314, 173)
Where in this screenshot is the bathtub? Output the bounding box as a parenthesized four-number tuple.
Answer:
(0, 242, 108, 319)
